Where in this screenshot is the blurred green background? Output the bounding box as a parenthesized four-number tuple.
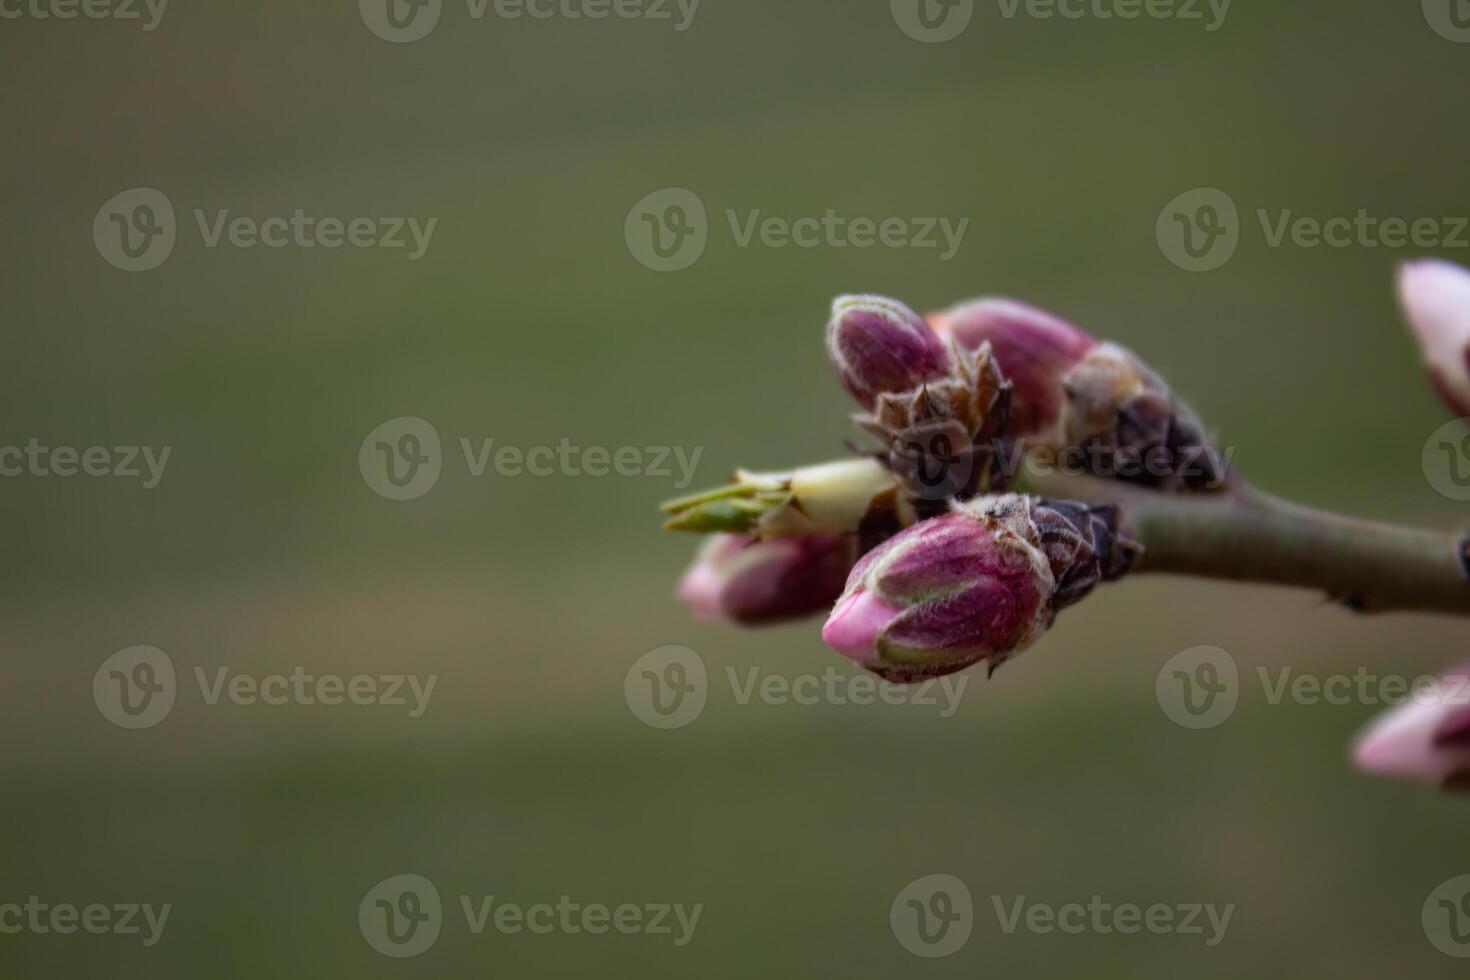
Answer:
(3, 0, 1470, 975)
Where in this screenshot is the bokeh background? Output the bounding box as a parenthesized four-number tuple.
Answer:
(3, 0, 1470, 975)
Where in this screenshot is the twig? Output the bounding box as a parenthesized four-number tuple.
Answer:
(1018, 468, 1470, 617)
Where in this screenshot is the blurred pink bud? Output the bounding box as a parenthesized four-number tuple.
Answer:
(929, 298, 1098, 437)
(827, 295, 952, 410)
(821, 494, 1134, 683)
(678, 533, 855, 626)
(1399, 259, 1470, 418)
(1352, 663, 1470, 793)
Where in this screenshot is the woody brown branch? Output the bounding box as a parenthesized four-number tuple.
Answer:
(1019, 468, 1470, 617)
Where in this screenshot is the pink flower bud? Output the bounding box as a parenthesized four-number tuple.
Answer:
(678, 533, 856, 626)
(821, 495, 1135, 683)
(827, 296, 952, 409)
(1398, 259, 1470, 418)
(929, 298, 1098, 437)
(933, 298, 1226, 491)
(1352, 663, 1470, 793)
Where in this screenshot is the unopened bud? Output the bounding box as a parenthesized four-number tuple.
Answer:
(1352, 663, 1470, 793)
(933, 298, 1226, 491)
(1399, 259, 1470, 418)
(1058, 343, 1227, 490)
(827, 295, 952, 409)
(678, 533, 856, 626)
(821, 494, 1136, 683)
(930, 298, 1098, 437)
(662, 458, 909, 539)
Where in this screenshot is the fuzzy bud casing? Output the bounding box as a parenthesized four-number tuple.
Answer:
(679, 533, 856, 626)
(857, 338, 1012, 503)
(1059, 343, 1227, 491)
(929, 298, 1098, 438)
(827, 295, 952, 410)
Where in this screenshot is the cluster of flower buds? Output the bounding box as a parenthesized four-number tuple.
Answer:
(666, 268, 1470, 805)
(1399, 258, 1470, 419)
(822, 494, 1136, 683)
(666, 289, 1230, 681)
